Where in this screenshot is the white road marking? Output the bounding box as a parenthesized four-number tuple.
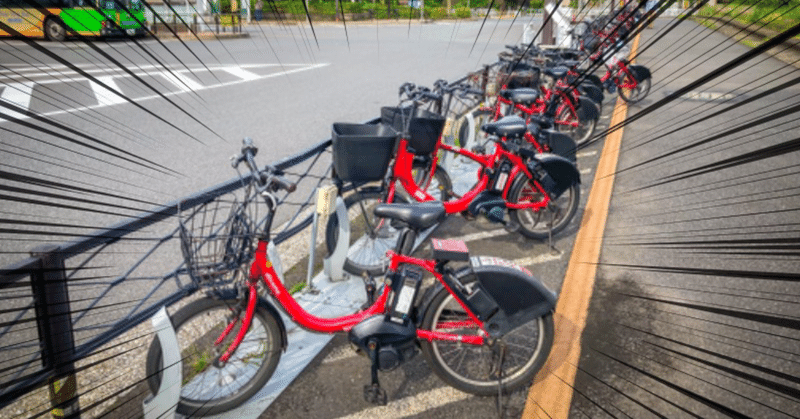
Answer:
(580, 168, 592, 175)
(0, 63, 310, 78)
(89, 76, 126, 107)
(159, 71, 203, 92)
(576, 150, 597, 158)
(512, 251, 563, 266)
(0, 63, 329, 123)
(0, 82, 34, 120)
(454, 228, 510, 243)
(334, 387, 472, 419)
(222, 66, 260, 81)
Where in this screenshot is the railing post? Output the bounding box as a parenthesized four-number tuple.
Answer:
(30, 245, 79, 419)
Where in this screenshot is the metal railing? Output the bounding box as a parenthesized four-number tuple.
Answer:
(0, 135, 337, 416)
(0, 64, 490, 416)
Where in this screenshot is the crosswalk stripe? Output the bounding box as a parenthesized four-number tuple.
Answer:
(89, 76, 126, 107)
(159, 71, 203, 92)
(0, 82, 34, 120)
(223, 66, 260, 81)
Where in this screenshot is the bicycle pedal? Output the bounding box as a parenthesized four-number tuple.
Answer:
(363, 384, 388, 405)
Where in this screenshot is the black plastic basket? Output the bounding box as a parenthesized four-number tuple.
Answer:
(332, 122, 398, 182)
(179, 193, 256, 287)
(381, 106, 446, 156)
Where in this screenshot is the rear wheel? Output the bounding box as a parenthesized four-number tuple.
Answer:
(618, 75, 651, 103)
(508, 174, 580, 240)
(44, 18, 67, 42)
(420, 274, 554, 395)
(146, 296, 283, 417)
(325, 189, 408, 276)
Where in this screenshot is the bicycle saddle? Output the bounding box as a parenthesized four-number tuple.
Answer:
(499, 88, 539, 106)
(481, 115, 527, 139)
(373, 201, 446, 230)
(543, 66, 569, 79)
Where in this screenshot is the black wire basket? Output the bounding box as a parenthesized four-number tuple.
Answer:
(178, 191, 258, 287)
(380, 106, 446, 156)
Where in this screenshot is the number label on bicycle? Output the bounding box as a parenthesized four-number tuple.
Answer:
(470, 256, 532, 277)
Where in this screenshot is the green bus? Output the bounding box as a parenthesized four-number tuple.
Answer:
(0, 0, 146, 41)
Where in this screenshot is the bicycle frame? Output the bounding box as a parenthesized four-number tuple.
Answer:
(389, 138, 551, 213)
(213, 237, 488, 363)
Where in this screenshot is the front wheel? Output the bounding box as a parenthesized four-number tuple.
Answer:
(145, 296, 283, 417)
(420, 274, 554, 395)
(618, 75, 651, 104)
(508, 174, 580, 240)
(324, 189, 408, 277)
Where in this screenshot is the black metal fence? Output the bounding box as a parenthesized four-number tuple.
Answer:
(0, 65, 490, 417)
(0, 135, 337, 417)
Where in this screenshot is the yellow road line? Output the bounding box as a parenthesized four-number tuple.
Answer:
(522, 34, 641, 419)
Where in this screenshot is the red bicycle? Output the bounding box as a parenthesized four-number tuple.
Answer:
(325, 86, 581, 276)
(145, 139, 556, 415)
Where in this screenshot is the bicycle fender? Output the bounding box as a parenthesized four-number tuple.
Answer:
(577, 83, 604, 106)
(629, 64, 651, 81)
(471, 262, 556, 329)
(541, 130, 577, 163)
(576, 96, 599, 121)
(583, 73, 603, 87)
(530, 153, 581, 199)
(416, 265, 557, 338)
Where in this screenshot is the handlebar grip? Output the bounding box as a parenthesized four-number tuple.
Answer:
(262, 172, 297, 193)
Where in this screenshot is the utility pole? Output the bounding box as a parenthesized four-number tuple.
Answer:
(542, 0, 555, 45)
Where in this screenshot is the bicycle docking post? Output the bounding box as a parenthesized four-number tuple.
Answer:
(323, 194, 349, 282)
(142, 307, 181, 419)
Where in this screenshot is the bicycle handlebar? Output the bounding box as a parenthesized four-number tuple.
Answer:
(232, 138, 297, 193)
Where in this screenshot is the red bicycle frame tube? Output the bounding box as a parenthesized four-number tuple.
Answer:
(212, 241, 488, 356)
(391, 139, 547, 213)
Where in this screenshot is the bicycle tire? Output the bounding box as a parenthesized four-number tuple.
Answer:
(324, 189, 408, 277)
(411, 162, 453, 202)
(618, 75, 651, 104)
(419, 273, 554, 395)
(508, 173, 580, 240)
(146, 296, 283, 416)
(555, 104, 597, 147)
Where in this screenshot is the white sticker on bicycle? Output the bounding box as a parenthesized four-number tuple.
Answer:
(470, 256, 532, 277)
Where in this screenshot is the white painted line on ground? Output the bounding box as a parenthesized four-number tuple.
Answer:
(223, 66, 260, 81)
(455, 228, 510, 243)
(512, 251, 563, 267)
(580, 168, 592, 175)
(576, 150, 598, 158)
(0, 63, 329, 124)
(0, 63, 310, 79)
(334, 387, 472, 419)
(89, 76, 126, 107)
(159, 71, 203, 92)
(0, 82, 34, 120)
